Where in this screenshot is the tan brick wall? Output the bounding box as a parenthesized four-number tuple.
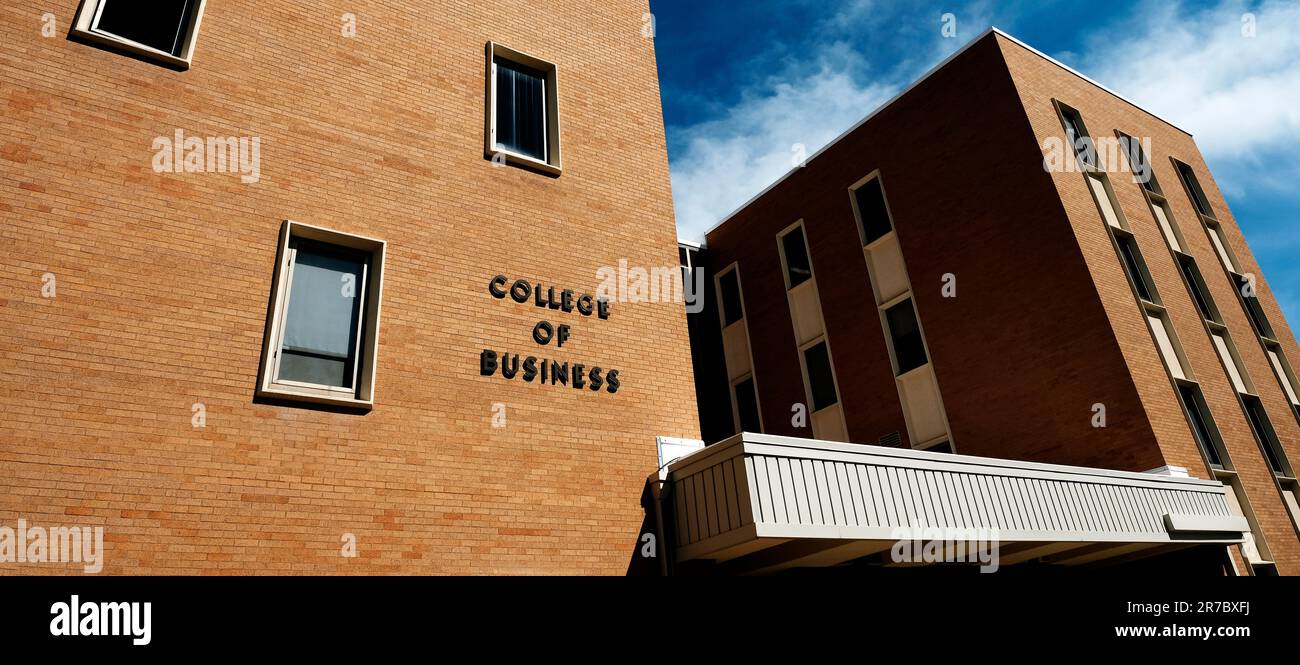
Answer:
(1000, 35, 1300, 574)
(0, 0, 698, 574)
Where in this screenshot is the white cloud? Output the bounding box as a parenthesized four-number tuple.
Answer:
(1074, 0, 1300, 195)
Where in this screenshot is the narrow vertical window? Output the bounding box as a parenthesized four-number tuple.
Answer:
(718, 270, 744, 326)
(1057, 103, 1095, 167)
(1233, 273, 1276, 339)
(1177, 254, 1219, 323)
(851, 177, 893, 245)
(734, 378, 762, 433)
(1177, 383, 1225, 469)
(780, 228, 813, 289)
(1115, 233, 1157, 303)
(885, 298, 928, 375)
(1174, 160, 1214, 218)
(1243, 395, 1288, 476)
(802, 342, 838, 411)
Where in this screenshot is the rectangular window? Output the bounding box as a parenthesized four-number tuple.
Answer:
(1174, 160, 1214, 218)
(259, 222, 386, 408)
(718, 269, 744, 327)
(1057, 103, 1095, 167)
(779, 226, 813, 289)
(1118, 132, 1160, 194)
(1177, 382, 1225, 469)
(734, 377, 762, 433)
(72, 0, 207, 68)
(851, 177, 894, 245)
(1242, 395, 1288, 476)
(885, 298, 928, 376)
(1115, 233, 1157, 303)
(1233, 273, 1276, 339)
(487, 43, 561, 174)
(1212, 332, 1252, 395)
(802, 341, 839, 411)
(1177, 254, 1220, 323)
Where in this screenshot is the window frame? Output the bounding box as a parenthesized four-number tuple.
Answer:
(71, 0, 208, 70)
(485, 42, 562, 176)
(258, 221, 387, 409)
(848, 171, 895, 247)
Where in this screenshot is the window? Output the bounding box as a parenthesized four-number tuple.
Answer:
(1177, 382, 1226, 469)
(1242, 395, 1288, 476)
(885, 298, 928, 375)
(486, 43, 561, 175)
(923, 440, 953, 454)
(1118, 133, 1160, 194)
(1174, 160, 1214, 218)
(1177, 254, 1220, 323)
(72, 0, 207, 68)
(1057, 103, 1095, 167)
(779, 227, 813, 289)
(259, 222, 386, 408)
(851, 177, 894, 245)
(802, 342, 838, 411)
(1232, 273, 1276, 339)
(718, 269, 744, 327)
(1115, 233, 1157, 303)
(734, 378, 762, 433)
(1087, 173, 1126, 230)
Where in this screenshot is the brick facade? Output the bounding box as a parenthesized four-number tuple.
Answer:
(1, 0, 699, 574)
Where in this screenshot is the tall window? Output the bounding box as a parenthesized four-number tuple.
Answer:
(487, 43, 562, 174)
(734, 377, 762, 434)
(259, 222, 386, 408)
(1233, 273, 1276, 340)
(72, 0, 207, 68)
(718, 270, 744, 327)
(780, 228, 813, 289)
(851, 177, 894, 245)
(1174, 161, 1214, 217)
(885, 298, 928, 375)
(1114, 233, 1157, 303)
(1058, 103, 1095, 167)
(1177, 383, 1226, 469)
(802, 342, 838, 412)
(1177, 254, 1220, 323)
(1243, 395, 1289, 476)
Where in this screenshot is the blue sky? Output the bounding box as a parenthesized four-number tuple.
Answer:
(648, 0, 1300, 327)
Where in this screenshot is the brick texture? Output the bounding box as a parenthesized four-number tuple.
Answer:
(0, 0, 699, 574)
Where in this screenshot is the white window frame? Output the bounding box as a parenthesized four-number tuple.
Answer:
(486, 42, 562, 176)
(72, 0, 208, 69)
(258, 221, 386, 409)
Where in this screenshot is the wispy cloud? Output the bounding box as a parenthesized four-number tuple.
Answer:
(666, 2, 1003, 241)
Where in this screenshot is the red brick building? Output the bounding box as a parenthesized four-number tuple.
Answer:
(687, 29, 1300, 575)
(1, 0, 699, 574)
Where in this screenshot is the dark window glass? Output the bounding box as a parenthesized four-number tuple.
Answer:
(1060, 106, 1095, 166)
(781, 230, 812, 289)
(803, 342, 838, 411)
(95, 0, 197, 57)
(853, 179, 893, 245)
(678, 246, 690, 268)
(734, 378, 761, 433)
(1178, 384, 1223, 469)
(1178, 255, 1219, 323)
(278, 240, 367, 389)
(885, 299, 928, 375)
(1233, 273, 1276, 339)
(718, 270, 744, 327)
(926, 441, 953, 454)
(1119, 133, 1160, 194)
(1174, 161, 1214, 217)
(1243, 396, 1287, 475)
(494, 58, 547, 162)
(1115, 234, 1156, 303)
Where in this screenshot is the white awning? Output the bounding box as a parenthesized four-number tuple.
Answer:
(661, 433, 1246, 573)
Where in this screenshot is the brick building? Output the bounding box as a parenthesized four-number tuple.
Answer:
(683, 29, 1300, 575)
(1, 0, 700, 574)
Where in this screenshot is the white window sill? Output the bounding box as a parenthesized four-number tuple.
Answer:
(71, 27, 193, 70)
(488, 147, 561, 176)
(257, 385, 373, 410)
